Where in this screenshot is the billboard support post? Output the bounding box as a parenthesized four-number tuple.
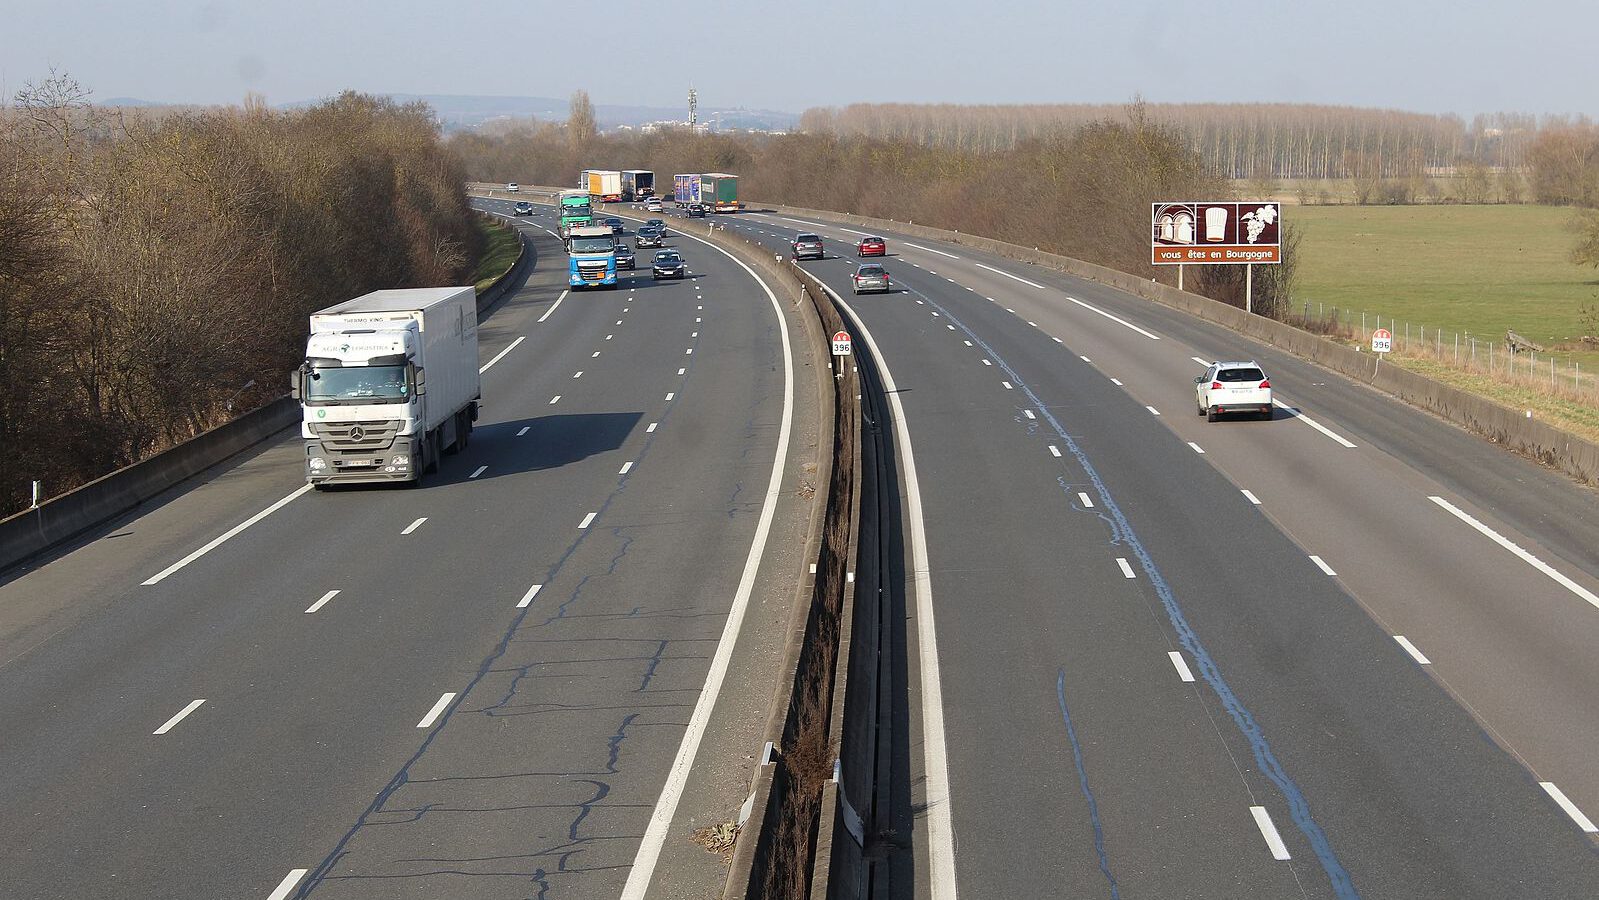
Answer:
(1246, 264, 1253, 315)
(1178, 264, 1184, 292)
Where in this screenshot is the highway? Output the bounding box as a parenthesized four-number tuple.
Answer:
(691, 207, 1599, 897)
(0, 208, 814, 899)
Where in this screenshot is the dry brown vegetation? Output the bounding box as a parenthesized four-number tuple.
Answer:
(453, 101, 1293, 310)
(0, 76, 477, 515)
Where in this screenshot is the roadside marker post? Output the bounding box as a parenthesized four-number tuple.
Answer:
(1372, 327, 1393, 373)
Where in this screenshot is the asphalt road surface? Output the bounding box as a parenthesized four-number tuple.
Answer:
(0, 206, 806, 899)
(698, 206, 1599, 899)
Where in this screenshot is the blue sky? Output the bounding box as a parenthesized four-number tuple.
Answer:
(5, 0, 1596, 117)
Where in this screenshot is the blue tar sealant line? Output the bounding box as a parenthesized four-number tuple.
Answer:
(901, 284, 1358, 898)
(1058, 669, 1121, 897)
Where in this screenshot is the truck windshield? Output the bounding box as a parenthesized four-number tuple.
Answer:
(570, 236, 614, 253)
(306, 364, 409, 404)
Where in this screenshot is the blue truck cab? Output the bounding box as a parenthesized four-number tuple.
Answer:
(568, 224, 618, 288)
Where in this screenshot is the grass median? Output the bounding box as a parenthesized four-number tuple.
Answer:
(472, 216, 523, 293)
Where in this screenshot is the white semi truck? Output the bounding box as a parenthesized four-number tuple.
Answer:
(292, 287, 481, 487)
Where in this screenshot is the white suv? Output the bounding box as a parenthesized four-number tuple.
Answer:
(1195, 361, 1272, 421)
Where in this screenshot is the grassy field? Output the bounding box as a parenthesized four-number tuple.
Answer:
(1291, 204, 1599, 367)
(472, 217, 522, 292)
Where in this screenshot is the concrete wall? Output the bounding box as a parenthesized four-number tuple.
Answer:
(0, 397, 299, 572)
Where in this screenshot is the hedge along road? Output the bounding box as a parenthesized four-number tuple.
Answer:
(0, 207, 808, 899)
(715, 208, 1599, 898)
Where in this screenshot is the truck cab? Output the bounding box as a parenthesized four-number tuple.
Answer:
(568, 224, 619, 288)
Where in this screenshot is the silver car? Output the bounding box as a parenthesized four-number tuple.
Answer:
(851, 264, 891, 294)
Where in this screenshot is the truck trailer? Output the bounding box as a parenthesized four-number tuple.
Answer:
(582, 169, 623, 203)
(568, 224, 618, 288)
(293, 287, 480, 487)
(674, 173, 701, 207)
(699, 173, 741, 212)
(621, 170, 655, 201)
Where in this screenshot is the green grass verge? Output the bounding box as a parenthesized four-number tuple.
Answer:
(472, 217, 522, 293)
(1387, 355, 1599, 444)
(1292, 204, 1599, 369)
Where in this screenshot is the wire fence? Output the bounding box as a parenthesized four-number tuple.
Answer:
(1283, 301, 1599, 403)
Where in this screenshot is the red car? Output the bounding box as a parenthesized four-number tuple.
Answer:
(856, 236, 887, 257)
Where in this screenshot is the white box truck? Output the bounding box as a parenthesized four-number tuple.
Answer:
(292, 287, 480, 487)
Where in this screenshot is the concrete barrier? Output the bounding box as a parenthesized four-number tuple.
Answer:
(0, 397, 299, 572)
(588, 199, 865, 899)
(751, 202, 1599, 486)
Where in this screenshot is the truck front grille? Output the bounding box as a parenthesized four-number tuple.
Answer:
(312, 420, 401, 451)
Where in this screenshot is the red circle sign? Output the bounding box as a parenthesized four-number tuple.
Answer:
(1374, 328, 1392, 339)
(833, 331, 850, 343)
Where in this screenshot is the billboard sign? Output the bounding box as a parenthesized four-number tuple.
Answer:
(1152, 202, 1281, 265)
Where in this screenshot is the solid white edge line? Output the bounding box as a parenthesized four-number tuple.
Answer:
(1541, 782, 1599, 833)
(1241, 489, 1261, 505)
(1393, 635, 1432, 665)
(1110, 378, 1123, 385)
(1429, 496, 1599, 611)
(142, 483, 313, 585)
(1273, 399, 1358, 447)
(1116, 557, 1136, 579)
(622, 224, 796, 900)
(152, 698, 206, 735)
(1080, 355, 1092, 362)
(902, 240, 960, 259)
(1309, 554, 1337, 576)
(478, 334, 527, 374)
(265, 869, 309, 900)
(1077, 491, 1094, 508)
(1191, 356, 1211, 366)
(536, 290, 569, 323)
(416, 692, 456, 728)
(975, 262, 1046, 289)
(817, 282, 959, 900)
(578, 512, 597, 529)
(516, 583, 543, 609)
(1168, 651, 1196, 682)
(304, 589, 339, 614)
(1067, 296, 1162, 340)
(401, 517, 427, 536)
(1251, 805, 1293, 859)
